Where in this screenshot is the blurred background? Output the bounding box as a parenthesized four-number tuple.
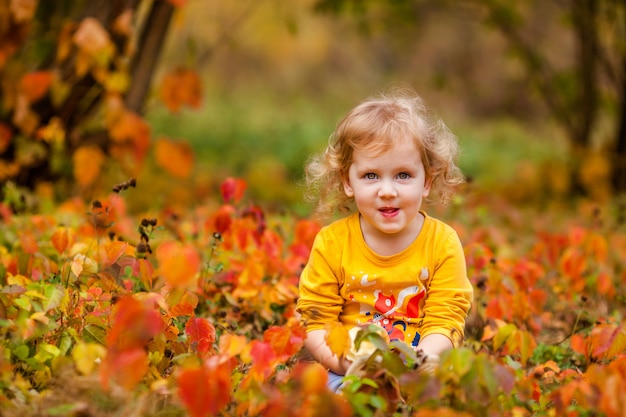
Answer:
(1, 0, 624, 215)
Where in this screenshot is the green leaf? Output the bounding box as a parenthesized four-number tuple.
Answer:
(443, 347, 474, 377)
(13, 344, 30, 361)
(58, 331, 74, 356)
(43, 284, 65, 312)
(14, 295, 32, 312)
(82, 324, 106, 345)
(34, 343, 60, 363)
(380, 350, 407, 376)
(493, 323, 516, 351)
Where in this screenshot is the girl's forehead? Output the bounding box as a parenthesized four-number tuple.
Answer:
(359, 133, 419, 155)
(353, 136, 421, 162)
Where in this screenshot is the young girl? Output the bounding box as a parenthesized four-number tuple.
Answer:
(296, 89, 473, 391)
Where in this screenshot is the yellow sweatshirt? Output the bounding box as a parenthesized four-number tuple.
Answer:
(297, 212, 473, 348)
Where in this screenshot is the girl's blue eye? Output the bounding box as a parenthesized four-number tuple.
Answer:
(365, 173, 377, 180)
(398, 173, 410, 180)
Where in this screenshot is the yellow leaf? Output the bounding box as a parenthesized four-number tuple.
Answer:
(219, 334, 248, 357)
(154, 137, 194, 179)
(72, 342, 107, 375)
(70, 253, 98, 278)
(324, 322, 350, 358)
(73, 145, 105, 187)
(36, 117, 65, 144)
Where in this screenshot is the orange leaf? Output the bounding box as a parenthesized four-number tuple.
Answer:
(112, 9, 133, 36)
(185, 317, 216, 356)
(137, 258, 155, 290)
(485, 298, 504, 320)
(156, 241, 201, 288)
(20, 71, 53, 103)
(101, 240, 129, 267)
(596, 271, 615, 298)
(154, 137, 194, 179)
(73, 145, 105, 187)
(324, 322, 351, 359)
(100, 347, 148, 391)
(51, 226, 74, 254)
(169, 291, 198, 317)
(19, 229, 38, 254)
(220, 177, 247, 204)
(159, 67, 202, 112)
(109, 110, 151, 165)
(177, 356, 233, 417)
(570, 333, 588, 356)
(293, 219, 321, 248)
(294, 362, 328, 395)
(10, 0, 37, 22)
(591, 324, 626, 360)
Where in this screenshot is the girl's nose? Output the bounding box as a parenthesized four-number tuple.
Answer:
(378, 180, 398, 198)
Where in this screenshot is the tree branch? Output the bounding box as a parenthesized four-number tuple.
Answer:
(125, 0, 175, 113)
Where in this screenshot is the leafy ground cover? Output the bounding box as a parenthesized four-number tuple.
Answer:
(0, 178, 625, 417)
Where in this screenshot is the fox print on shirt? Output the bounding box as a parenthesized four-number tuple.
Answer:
(347, 267, 430, 347)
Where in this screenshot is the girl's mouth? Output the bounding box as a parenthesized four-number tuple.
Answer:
(379, 207, 399, 216)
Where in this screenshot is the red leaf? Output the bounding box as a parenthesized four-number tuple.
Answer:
(106, 296, 164, 351)
(100, 347, 148, 391)
(185, 317, 216, 356)
(177, 356, 233, 417)
(248, 340, 276, 375)
(0, 122, 12, 154)
(20, 71, 53, 103)
(220, 177, 247, 204)
(263, 324, 305, 360)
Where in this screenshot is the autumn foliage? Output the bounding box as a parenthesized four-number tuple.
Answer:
(0, 0, 198, 194)
(0, 175, 624, 417)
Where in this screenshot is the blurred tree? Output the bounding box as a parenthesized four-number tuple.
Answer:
(0, 0, 198, 197)
(314, 0, 626, 193)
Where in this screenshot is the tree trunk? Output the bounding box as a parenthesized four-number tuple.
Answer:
(571, 0, 598, 149)
(125, 0, 175, 112)
(613, 55, 626, 192)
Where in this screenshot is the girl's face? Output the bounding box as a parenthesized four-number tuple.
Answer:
(342, 136, 431, 252)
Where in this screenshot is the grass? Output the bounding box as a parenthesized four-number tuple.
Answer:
(145, 90, 569, 213)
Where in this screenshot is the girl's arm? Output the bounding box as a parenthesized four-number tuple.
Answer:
(415, 333, 453, 356)
(304, 329, 352, 375)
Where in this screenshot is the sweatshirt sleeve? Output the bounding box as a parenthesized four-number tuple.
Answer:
(419, 228, 473, 347)
(296, 228, 345, 332)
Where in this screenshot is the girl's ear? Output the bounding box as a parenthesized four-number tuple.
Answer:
(423, 176, 433, 197)
(342, 173, 354, 197)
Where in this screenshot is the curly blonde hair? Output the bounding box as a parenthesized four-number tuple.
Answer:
(305, 89, 464, 219)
